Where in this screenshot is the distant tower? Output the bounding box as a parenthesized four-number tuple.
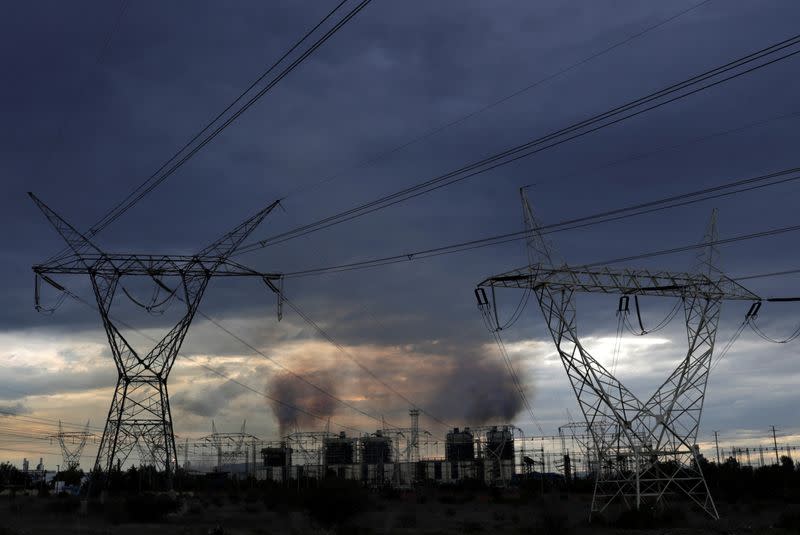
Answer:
(409, 409, 420, 463)
(52, 420, 92, 470)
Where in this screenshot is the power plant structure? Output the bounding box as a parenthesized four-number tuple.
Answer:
(245, 423, 522, 487)
(28, 193, 284, 484)
(475, 189, 793, 519)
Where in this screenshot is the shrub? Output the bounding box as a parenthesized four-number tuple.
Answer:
(45, 494, 81, 514)
(396, 512, 417, 528)
(460, 520, 484, 533)
(540, 509, 570, 534)
(123, 493, 179, 523)
(779, 506, 800, 531)
(303, 480, 367, 528)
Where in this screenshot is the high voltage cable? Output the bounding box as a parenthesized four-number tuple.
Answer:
(541, 109, 800, 188)
(57, 292, 373, 436)
(194, 309, 404, 430)
(59, 285, 450, 437)
(48, 0, 708, 260)
(277, 292, 453, 430)
(25, 163, 800, 437)
(179, 353, 369, 435)
(151, 280, 444, 431)
(90, 0, 372, 235)
(581, 223, 800, 269)
(276, 166, 800, 278)
(237, 33, 800, 254)
(44, 0, 372, 264)
(281, 0, 713, 199)
(0, 407, 105, 433)
(479, 309, 544, 435)
(734, 268, 800, 281)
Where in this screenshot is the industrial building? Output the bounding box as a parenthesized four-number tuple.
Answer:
(242, 424, 523, 487)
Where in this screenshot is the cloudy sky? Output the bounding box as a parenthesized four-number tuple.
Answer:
(1, 0, 799, 468)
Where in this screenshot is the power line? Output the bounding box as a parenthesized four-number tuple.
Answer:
(581, 223, 800, 269)
(44, 0, 372, 264)
(90, 0, 373, 235)
(55, 291, 373, 436)
(734, 268, 800, 281)
(277, 292, 454, 431)
(274, 166, 800, 278)
(237, 32, 800, 254)
(281, 0, 714, 199)
(0, 408, 104, 434)
(194, 309, 402, 430)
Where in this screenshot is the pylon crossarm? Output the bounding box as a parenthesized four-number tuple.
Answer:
(480, 265, 760, 301)
(34, 254, 282, 279)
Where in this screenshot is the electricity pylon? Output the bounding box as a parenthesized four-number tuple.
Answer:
(208, 420, 254, 470)
(52, 420, 92, 470)
(29, 193, 283, 483)
(476, 190, 766, 519)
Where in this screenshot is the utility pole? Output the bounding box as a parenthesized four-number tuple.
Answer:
(771, 425, 780, 464)
(713, 431, 721, 464)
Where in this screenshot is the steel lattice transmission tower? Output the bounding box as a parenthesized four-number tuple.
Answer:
(476, 190, 766, 519)
(29, 193, 283, 482)
(51, 420, 93, 470)
(207, 420, 254, 471)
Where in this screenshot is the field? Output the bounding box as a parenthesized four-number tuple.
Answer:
(2, 482, 799, 535)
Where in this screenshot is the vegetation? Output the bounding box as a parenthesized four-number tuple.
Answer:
(0, 462, 31, 489)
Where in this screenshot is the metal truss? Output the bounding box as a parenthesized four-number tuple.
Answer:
(204, 421, 257, 470)
(470, 424, 520, 486)
(29, 193, 283, 484)
(51, 420, 92, 470)
(476, 190, 765, 519)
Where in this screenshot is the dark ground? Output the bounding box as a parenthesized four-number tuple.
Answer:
(2, 485, 799, 535)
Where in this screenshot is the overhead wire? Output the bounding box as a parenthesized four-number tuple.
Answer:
(236, 32, 800, 254)
(478, 297, 544, 434)
(194, 308, 404, 430)
(89, 0, 373, 236)
(622, 296, 684, 336)
(275, 165, 800, 278)
(57, 289, 373, 436)
(43, 0, 372, 264)
(277, 291, 454, 431)
(41, 278, 451, 439)
(25, 180, 800, 438)
(581, 223, 800, 269)
(747, 317, 800, 344)
(281, 0, 714, 200)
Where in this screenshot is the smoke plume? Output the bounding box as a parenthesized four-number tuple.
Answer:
(426, 351, 526, 424)
(268, 372, 339, 434)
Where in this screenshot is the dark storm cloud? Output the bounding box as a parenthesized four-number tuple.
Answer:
(1, 0, 799, 439)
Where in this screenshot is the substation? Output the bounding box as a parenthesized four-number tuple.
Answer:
(184, 422, 520, 488)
